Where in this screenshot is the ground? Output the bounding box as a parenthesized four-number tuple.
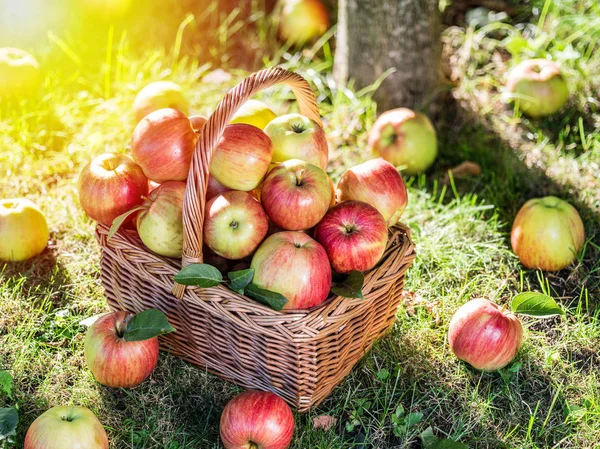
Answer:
(1, 1, 599, 448)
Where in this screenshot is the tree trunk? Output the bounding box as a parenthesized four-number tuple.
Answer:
(334, 0, 441, 112)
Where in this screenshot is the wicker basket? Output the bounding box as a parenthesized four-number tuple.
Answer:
(96, 67, 416, 411)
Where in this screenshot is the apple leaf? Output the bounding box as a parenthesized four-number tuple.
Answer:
(511, 292, 565, 318)
(331, 270, 365, 299)
(421, 427, 468, 449)
(0, 408, 18, 440)
(227, 268, 254, 294)
(174, 263, 223, 288)
(123, 309, 176, 342)
(0, 371, 13, 400)
(245, 284, 288, 311)
(107, 205, 147, 240)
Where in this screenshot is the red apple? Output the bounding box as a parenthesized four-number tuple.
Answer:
(315, 201, 388, 273)
(206, 175, 232, 201)
(189, 114, 208, 133)
(448, 298, 523, 371)
(133, 81, 189, 123)
(210, 124, 273, 191)
(220, 391, 294, 449)
(511, 196, 585, 271)
(278, 0, 330, 46)
(24, 406, 108, 449)
(131, 108, 198, 183)
(260, 159, 332, 231)
(336, 158, 408, 226)
(251, 231, 331, 310)
(204, 191, 269, 260)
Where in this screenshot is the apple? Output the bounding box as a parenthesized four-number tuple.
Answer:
(78, 153, 149, 226)
(506, 59, 569, 118)
(315, 201, 388, 273)
(0, 47, 41, 97)
(264, 113, 328, 170)
(448, 298, 523, 371)
(84, 311, 159, 388)
(511, 196, 585, 271)
(220, 391, 294, 449)
(204, 191, 269, 260)
(206, 175, 232, 200)
(133, 81, 189, 122)
(189, 114, 208, 133)
(24, 406, 108, 449)
(251, 231, 331, 310)
(230, 99, 277, 130)
(0, 198, 48, 261)
(368, 108, 437, 175)
(260, 159, 332, 231)
(137, 181, 186, 258)
(131, 108, 198, 183)
(278, 0, 330, 46)
(336, 158, 408, 226)
(210, 124, 273, 191)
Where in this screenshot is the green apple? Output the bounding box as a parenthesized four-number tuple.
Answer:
(0, 198, 48, 261)
(133, 81, 189, 123)
(230, 99, 277, 130)
(278, 0, 330, 46)
(0, 48, 41, 97)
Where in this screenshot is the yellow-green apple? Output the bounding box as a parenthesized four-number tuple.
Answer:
(78, 153, 149, 226)
(204, 191, 269, 260)
(24, 406, 108, 449)
(230, 99, 277, 130)
(210, 124, 273, 191)
(368, 108, 437, 175)
(448, 298, 523, 371)
(206, 175, 232, 201)
(137, 181, 186, 258)
(220, 391, 294, 449)
(131, 108, 198, 183)
(264, 113, 328, 170)
(506, 59, 568, 118)
(84, 311, 159, 388)
(133, 81, 189, 123)
(0, 198, 48, 261)
(0, 47, 41, 97)
(277, 0, 330, 46)
(251, 231, 331, 310)
(336, 158, 408, 226)
(189, 115, 208, 133)
(511, 196, 585, 271)
(260, 159, 332, 230)
(315, 201, 388, 273)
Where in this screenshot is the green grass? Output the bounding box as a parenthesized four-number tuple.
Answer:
(1, 1, 600, 448)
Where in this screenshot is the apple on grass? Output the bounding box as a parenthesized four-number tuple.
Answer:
(0, 198, 48, 261)
(0, 47, 41, 98)
(133, 81, 189, 123)
(277, 0, 330, 46)
(511, 196, 585, 271)
(230, 99, 277, 130)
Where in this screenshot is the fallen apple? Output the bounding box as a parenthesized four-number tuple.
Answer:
(133, 80, 189, 123)
(0, 47, 41, 97)
(230, 99, 277, 130)
(278, 0, 330, 46)
(0, 198, 48, 261)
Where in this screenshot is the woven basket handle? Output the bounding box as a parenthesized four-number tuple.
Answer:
(172, 67, 322, 298)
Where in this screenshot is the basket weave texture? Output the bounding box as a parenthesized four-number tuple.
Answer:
(96, 67, 416, 411)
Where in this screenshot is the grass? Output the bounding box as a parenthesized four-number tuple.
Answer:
(1, 0, 599, 447)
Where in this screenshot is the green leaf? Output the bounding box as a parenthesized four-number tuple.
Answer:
(245, 284, 288, 311)
(511, 292, 565, 318)
(227, 268, 254, 294)
(108, 205, 147, 240)
(0, 408, 18, 440)
(0, 371, 13, 400)
(421, 427, 438, 449)
(404, 412, 423, 427)
(174, 263, 223, 287)
(431, 439, 469, 449)
(331, 270, 364, 299)
(123, 309, 176, 342)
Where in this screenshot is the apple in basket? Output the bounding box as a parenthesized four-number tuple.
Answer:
(336, 158, 408, 226)
(131, 108, 198, 183)
(251, 231, 331, 310)
(264, 113, 329, 170)
(206, 174, 232, 200)
(260, 159, 332, 231)
(133, 80, 189, 123)
(189, 114, 208, 133)
(220, 391, 294, 449)
(230, 99, 277, 130)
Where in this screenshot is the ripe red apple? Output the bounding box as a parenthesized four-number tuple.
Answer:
(264, 113, 328, 170)
(251, 231, 331, 310)
(210, 124, 273, 191)
(315, 201, 388, 273)
(448, 298, 523, 371)
(260, 159, 332, 231)
(278, 0, 330, 46)
(189, 115, 208, 133)
(133, 81, 189, 123)
(220, 391, 294, 449)
(131, 108, 198, 183)
(511, 196, 585, 271)
(506, 59, 569, 118)
(84, 311, 159, 388)
(24, 406, 109, 449)
(204, 191, 269, 260)
(78, 153, 149, 226)
(206, 175, 232, 200)
(336, 158, 408, 226)
(0, 198, 48, 262)
(368, 108, 437, 175)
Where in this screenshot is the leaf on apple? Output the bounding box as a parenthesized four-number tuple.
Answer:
(0, 371, 13, 400)
(421, 427, 468, 449)
(107, 205, 147, 240)
(227, 268, 254, 294)
(174, 263, 223, 287)
(123, 309, 176, 342)
(245, 284, 288, 311)
(0, 408, 18, 440)
(331, 270, 365, 299)
(511, 292, 565, 318)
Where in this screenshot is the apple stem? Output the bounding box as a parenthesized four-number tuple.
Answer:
(296, 169, 305, 186)
(248, 442, 259, 449)
(499, 304, 507, 313)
